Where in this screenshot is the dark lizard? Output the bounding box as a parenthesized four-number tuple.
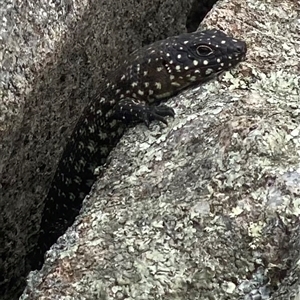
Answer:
(31, 29, 247, 269)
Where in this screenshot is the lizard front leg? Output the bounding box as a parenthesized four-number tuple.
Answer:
(108, 98, 175, 127)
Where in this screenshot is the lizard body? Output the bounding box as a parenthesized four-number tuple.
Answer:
(32, 29, 247, 268)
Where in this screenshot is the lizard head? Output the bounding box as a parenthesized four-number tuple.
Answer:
(116, 29, 247, 102)
(162, 29, 247, 86)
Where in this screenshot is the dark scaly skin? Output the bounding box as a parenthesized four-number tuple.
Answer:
(31, 29, 247, 269)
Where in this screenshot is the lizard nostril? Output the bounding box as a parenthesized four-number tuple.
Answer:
(236, 42, 247, 54)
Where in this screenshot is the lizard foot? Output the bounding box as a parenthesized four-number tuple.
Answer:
(110, 98, 175, 127)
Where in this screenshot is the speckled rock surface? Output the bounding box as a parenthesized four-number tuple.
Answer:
(0, 0, 196, 299)
(20, 0, 300, 299)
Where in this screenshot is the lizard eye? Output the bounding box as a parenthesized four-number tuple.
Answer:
(196, 45, 213, 56)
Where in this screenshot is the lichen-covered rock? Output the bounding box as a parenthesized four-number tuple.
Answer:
(20, 0, 300, 299)
(0, 0, 195, 299)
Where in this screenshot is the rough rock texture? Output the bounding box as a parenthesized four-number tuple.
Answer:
(0, 0, 198, 299)
(19, 0, 300, 299)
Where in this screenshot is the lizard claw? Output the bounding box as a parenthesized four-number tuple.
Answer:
(142, 105, 175, 127)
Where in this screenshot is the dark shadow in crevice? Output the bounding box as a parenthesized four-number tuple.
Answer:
(186, 0, 219, 32)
